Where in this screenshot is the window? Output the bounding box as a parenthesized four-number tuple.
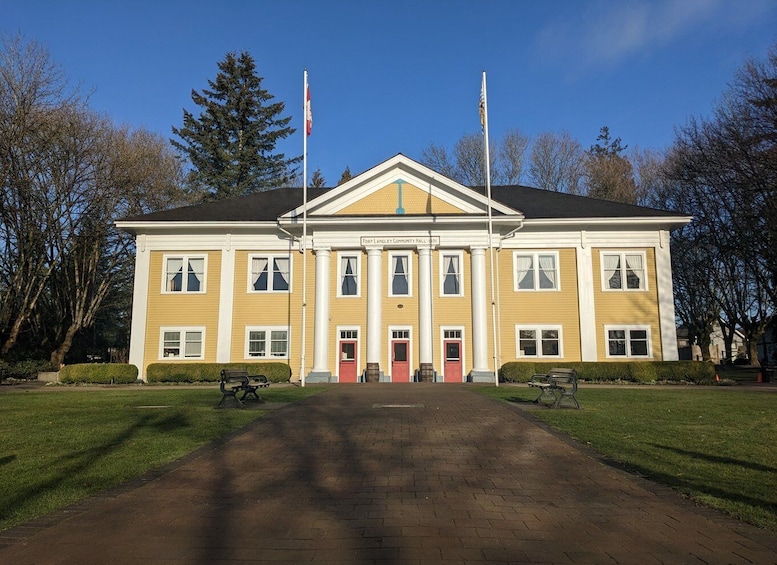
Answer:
(160, 328, 204, 359)
(246, 327, 289, 359)
(440, 252, 463, 296)
(606, 326, 651, 358)
(602, 252, 646, 290)
(389, 252, 411, 296)
(249, 255, 291, 292)
(338, 253, 360, 297)
(514, 252, 559, 291)
(164, 255, 205, 293)
(516, 326, 562, 358)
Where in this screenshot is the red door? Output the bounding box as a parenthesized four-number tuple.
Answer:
(339, 340, 358, 383)
(443, 340, 463, 382)
(391, 340, 410, 382)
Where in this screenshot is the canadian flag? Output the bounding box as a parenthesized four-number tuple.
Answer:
(305, 85, 312, 136)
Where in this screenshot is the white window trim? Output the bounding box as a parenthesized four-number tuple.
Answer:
(604, 324, 653, 359)
(244, 325, 291, 360)
(388, 251, 413, 297)
(387, 326, 412, 381)
(439, 326, 466, 380)
(336, 325, 361, 371)
(600, 251, 648, 292)
(515, 325, 564, 358)
(439, 250, 465, 297)
(161, 254, 207, 294)
(247, 253, 293, 293)
(159, 327, 206, 360)
(513, 251, 561, 292)
(337, 251, 361, 298)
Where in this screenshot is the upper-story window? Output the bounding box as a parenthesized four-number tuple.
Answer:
(164, 255, 206, 293)
(338, 253, 360, 297)
(249, 255, 291, 292)
(440, 252, 463, 296)
(602, 252, 646, 290)
(389, 252, 411, 296)
(514, 252, 559, 291)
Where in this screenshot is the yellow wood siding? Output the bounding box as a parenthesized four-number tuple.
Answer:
(231, 250, 303, 363)
(432, 250, 476, 368)
(144, 251, 221, 370)
(337, 182, 465, 215)
(330, 252, 367, 375)
(384, 252, 420, 368)
(592, 248, 662, 359)
(495, 248, 581, 362)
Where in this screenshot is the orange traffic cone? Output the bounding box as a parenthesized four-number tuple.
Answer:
(715, 373, 720, 383)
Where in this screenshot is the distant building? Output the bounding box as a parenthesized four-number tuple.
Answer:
(116, 154, 691, 382)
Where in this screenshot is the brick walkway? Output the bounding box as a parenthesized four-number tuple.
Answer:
(2, 384, 776, 564)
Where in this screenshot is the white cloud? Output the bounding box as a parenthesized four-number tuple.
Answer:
(534, 0, 772, 73)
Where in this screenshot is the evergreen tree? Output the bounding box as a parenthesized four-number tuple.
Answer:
(309, 168, 326, 188)
(171, 51, 299, 200)
(338, 166, 352, 184)
(584, 126, 637, 204)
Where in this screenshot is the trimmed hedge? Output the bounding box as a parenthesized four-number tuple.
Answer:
(499, 361, 715, 385)
(59, 363, 139, 384)
(146, 362, 292, 384)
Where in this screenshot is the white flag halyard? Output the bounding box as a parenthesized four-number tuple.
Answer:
(480, 71, 499, 387)
(301, 70, 310, 386)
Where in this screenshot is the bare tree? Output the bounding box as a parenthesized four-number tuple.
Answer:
(497, 129, 529, 184)
(527, 131, 584, 193)
(0, 35, 81, 358)
(420, 129, 528, 186)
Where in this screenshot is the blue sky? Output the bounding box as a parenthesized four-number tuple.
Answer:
(4, 0, 776, 186)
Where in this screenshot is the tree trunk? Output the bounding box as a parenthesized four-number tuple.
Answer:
(49, 323, 79, 368)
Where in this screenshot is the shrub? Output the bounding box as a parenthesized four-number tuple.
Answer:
(499, 361, 714, 384)
(0, 359, 57, 381)
(145, 362, 292, 384)
(59, 364, 138, 384)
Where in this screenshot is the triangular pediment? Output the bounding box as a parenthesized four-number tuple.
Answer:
(281, 154, 521, 220)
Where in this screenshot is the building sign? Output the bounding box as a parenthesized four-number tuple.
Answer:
(361, 236, 440, 247)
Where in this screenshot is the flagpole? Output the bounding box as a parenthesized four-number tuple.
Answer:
(481, 71, 499, 387)
(300, 69, 309, 387)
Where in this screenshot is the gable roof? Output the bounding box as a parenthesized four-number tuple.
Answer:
(117, 153, 690, 231)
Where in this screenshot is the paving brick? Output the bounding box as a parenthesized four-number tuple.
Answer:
(1, 384, 776, 564)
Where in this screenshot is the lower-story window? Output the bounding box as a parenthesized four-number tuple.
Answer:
(161, 327, 205, 359)
(246, 327, 289, 359)
(516, 325, 562, 358)
(606, 325, 651, 358)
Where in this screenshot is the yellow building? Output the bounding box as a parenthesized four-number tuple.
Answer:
(117, 154, 691, 382)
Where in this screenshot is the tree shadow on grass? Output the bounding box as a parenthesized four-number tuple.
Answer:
(648, 443, 777, 473)
(0, 411, 190, 525)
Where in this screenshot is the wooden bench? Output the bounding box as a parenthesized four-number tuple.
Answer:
(218, 369, 269, 408)
(528, 367, 580, 409)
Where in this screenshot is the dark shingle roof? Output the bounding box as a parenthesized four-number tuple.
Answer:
(120, 185, 684, 224)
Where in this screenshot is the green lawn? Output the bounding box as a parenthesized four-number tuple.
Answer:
(0, 386, 326, 531)
(474, 385, 777, 531)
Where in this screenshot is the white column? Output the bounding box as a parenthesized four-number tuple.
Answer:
(576, 239, 598, 361)
(216, 241, 235, 363)
(366, 247, 382, 367)
(309, 247, 332, 381)
(656, 231, 679, 361)
(470, 246, 491, 375)
(128, 235, 149, 380)
(418, 246, 433, 368)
